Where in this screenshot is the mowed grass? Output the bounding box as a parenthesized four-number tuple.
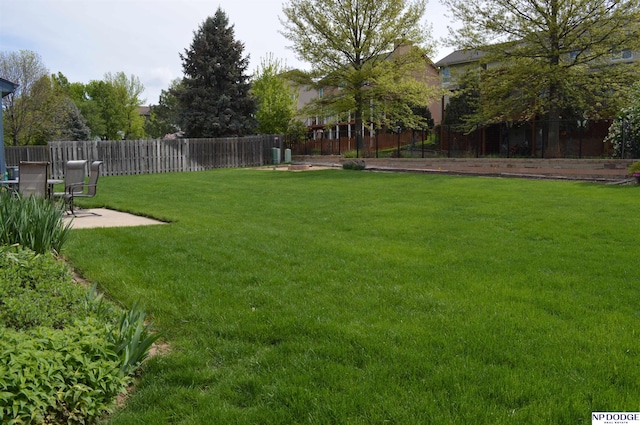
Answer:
(63, 168, 640, 424)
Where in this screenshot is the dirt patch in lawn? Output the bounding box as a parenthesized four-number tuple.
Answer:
(254, 164, 339, 172)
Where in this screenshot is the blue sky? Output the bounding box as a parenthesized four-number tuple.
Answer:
(0, 0, 454, 105)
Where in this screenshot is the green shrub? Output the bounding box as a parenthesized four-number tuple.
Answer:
(0, 245, 87, 330)
(0, 192, 71, 254)
(342, 150, 358, 158)
(0, 322, 129, 424)
(604, 83, 640, 158)
(342, 159, 366, 170)
(628, 161, 640, 176)
(0, 246, 160, 423)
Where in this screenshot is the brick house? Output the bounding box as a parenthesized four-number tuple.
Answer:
(291, 45, 443, 155)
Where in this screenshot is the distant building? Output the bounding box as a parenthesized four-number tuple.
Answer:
(434, 46, 639, 118)
(291, 45, 442, 154)
(138, 106, 151, 121)
(1, 77, 19, 177)
(432, 45, 639, 157)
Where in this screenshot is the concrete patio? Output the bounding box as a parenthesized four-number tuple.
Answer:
(63, 208, 167, 229)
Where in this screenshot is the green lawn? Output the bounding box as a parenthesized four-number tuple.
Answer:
(63, 168, 640, 424)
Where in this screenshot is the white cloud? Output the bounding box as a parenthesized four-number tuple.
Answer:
(0, 0, 454, 105)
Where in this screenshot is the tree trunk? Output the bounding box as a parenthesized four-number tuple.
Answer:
(545, 72, 561, 157)
(545, 12, 562, 158)
(546, 107, 561, 158)
(354, 89, 364, 152)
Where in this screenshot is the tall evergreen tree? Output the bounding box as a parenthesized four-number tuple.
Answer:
(59, 98, 91, 141)
(176, 8, 256, 138)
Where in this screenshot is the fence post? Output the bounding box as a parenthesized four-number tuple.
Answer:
(476, 124, 480, 158)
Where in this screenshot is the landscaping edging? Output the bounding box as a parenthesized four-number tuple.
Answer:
(292, 156, 634, 181)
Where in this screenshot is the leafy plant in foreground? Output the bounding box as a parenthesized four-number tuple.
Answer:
(0, 245, 160, 423)
(0, 322, 129, 424)
(84, 283, 119, 322)
(0, 245, 87, 330)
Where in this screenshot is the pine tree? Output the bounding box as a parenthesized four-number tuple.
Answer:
(62, 98, 91, 141)
(177, 8, 256, 138)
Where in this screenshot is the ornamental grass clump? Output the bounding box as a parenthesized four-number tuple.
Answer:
(84, 285, 161, 376)
(110, 301, 161, 376)
(342, 159, 366, 170)
(0, 191, 71, 254)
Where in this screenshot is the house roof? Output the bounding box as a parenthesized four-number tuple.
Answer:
(0, 77, 19, 98)
(138, 106, 151, 117)
(434, 50, 485, 67)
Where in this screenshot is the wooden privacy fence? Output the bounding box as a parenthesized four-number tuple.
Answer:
(4, 146, 49, 164)
(6, 135, 281, 178)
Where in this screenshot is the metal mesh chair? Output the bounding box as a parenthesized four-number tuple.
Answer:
(54, 160, 87, 206)
(18, 161, 49, 198)
(64, 161, 103, 214)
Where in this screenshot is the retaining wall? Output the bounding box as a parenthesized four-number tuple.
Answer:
(293, 156, 635, 181)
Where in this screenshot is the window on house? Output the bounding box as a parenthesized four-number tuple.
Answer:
(442, 67, 450, 83)
(612, 49, 633, 60)
(318, 88, 324, 98)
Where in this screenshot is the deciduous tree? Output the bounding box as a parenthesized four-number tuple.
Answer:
(0, 50, 48, 145)
(53, 72, 105, 139)
(106, 72, 146, 139)
(176, 8, 256, 138)
(84, 72, 146, 140)
(31, 75, 91, 143)
(146, 79, 182, 139)
(252, 54, 297, 135)
(443, 0, 640, 154)
(280, 0, 439, 148)
(1, 55, 90, 145)
(442, 70, 480, 128)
